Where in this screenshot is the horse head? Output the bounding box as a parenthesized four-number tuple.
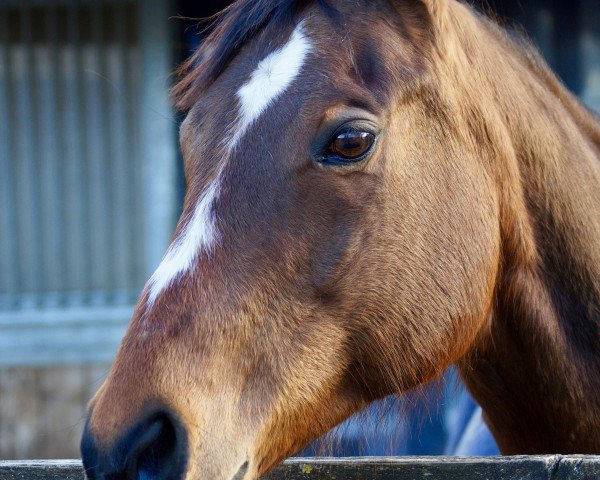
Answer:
(83, 0, 573, 477)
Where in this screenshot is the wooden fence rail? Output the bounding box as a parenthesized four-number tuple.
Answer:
(2, 456, 600, 479)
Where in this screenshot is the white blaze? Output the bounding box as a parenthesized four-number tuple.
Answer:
(146, 176, 222, 308)
(145, 23, 312, 309)
(228, 22, 312, 149)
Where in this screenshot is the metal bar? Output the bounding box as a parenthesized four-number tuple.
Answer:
(62, 2, 87, 306)
(36, 6, 63, 308)
(0, 305, 134, 328)
(126, 2, 145, 302)
(2, 457, 600, 480)
(138, 0, 177, 279)
(83, 4, 110, 305)
(0, 6, 18, 310)
(105, 3, 130, 304)
(12, 4, 42, 309)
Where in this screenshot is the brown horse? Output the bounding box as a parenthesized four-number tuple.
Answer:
(81, 0, 600, 478)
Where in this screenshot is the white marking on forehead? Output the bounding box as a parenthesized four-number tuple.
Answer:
(146, 174, 222, 308)
(144, 23, 312, 310)
(228, 22, 312, 149)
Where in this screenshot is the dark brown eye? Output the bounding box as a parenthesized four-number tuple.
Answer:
(325, 130, 375, 161)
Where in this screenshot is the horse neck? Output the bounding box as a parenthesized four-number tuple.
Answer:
(447, 4, 600, 454)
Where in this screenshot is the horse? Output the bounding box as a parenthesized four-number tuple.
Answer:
(80, 0, 600, 478)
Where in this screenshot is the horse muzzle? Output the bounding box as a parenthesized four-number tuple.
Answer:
(81, 407, 188, 480)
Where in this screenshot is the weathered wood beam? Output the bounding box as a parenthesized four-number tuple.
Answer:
(1, 456, 600, 479)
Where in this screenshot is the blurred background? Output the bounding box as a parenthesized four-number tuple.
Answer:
(0, 0, 599, 460)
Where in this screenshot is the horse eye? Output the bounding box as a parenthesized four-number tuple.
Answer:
(325, 131, 375, 162)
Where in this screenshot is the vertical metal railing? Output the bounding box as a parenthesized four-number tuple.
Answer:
(0, 1, 145, 310)
(13, 6, 41, 309)
(84, 3, 110, 306)
(0, 0, 177, 366)
(37, 6, 62, 309)
(0, 8, 17, 311)
(107, 3, 133, 305)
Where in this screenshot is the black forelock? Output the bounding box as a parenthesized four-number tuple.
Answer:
(173, 0, 337, 110)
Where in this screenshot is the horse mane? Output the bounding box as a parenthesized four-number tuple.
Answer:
(477, 10, 600, 141)
(172, 0, 335, 110)
(172, 0, 578, 115)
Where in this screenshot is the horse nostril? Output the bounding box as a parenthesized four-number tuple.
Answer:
(125, 413, 186, 480)
(231, 461, 249, 480)
(81, 410, 187, 480)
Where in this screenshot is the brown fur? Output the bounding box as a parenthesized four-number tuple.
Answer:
(83, 0, 600, 478)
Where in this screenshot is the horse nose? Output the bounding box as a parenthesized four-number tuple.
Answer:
(81, 410, 187, 480)
(122, 414, 185, 480)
